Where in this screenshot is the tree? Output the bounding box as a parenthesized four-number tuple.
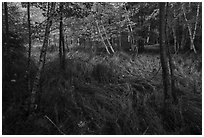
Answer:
(59, 2, 66, 71)
(4, 2, 9, 37)
(182, 3, 197, 53)
(3, 2, 11, 87)
(30, 2, 56, 114)
(27, 2, 32, 93)
(93, 3, 115, 54)
(167, 3, 178, 53)
(159, 3, 173, 105)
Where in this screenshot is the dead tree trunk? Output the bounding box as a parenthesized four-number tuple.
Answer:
(159, 3, 173, 105)
(30, 2, 56, 114)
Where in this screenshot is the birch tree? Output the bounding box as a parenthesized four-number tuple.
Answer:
(181, 3, 200, 53)
(30, 2, 56, 114)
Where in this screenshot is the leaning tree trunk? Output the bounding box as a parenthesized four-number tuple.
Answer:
(30, 2, 56, 114)
(146, 24, 151, 44)
(101, 22, 115, 53)
(96, 20, 111, 54)
(159, 3, 173, 105)
(192, 3, 200, 42)
(27, 2, 32, 93)
(182, 3, 197, 53)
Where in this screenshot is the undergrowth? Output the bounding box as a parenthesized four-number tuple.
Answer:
(34, 51, 202, 134)
(3, 49, 202, 135)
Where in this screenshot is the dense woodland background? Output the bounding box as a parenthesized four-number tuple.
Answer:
(2, 2, 202, 135)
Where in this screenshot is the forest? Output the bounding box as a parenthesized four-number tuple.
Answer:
(2, 2, 202, 135)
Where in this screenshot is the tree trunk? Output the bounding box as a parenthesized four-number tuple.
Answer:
(139, 15, 145, 51)
(182, 3, 197, 53)
(30, 2, 56, 114)
(27, 2, 32, 93)
(172, 7, 177, 53)
(192, 3, 200, 41)
(166, 3, 176, 101)
(125, 7, 136, 53)
(42, 3, 50, 68)
(118, 8, 122, 51)
(77, 38, 80, 46)
(59, 3, 62, 70)
(119, 32, 122, 51)
(59, 2, 66, 72)
(3, 2, 11, 83)
(96, 20, 111, 54)
(159, 3, 173, 105)
(101, 23, 115, 53)
(59, 3, 66, 71)
(180, 25, 186, 50)
(172, 27, 177, 53)
(61, 27, 66, 71)
(146, 24, 151, 44)
(4, 2, 9, 36)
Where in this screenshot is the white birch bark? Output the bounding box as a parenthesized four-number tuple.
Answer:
(96, 20, 111, 54)
(182, 3, 197, 53)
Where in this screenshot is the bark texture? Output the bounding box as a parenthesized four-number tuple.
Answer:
(30, 2, 56, 114)
(159, 3, 173, 104)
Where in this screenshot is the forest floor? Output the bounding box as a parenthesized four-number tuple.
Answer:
(3, 45, 202, 135)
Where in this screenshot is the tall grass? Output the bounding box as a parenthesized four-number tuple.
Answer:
(3, 40, 201, 134)
(35, 51, 201, 135)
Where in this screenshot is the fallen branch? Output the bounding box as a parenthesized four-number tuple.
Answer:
(143, 126, 149, 135)
(44, 115, 66, 135)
